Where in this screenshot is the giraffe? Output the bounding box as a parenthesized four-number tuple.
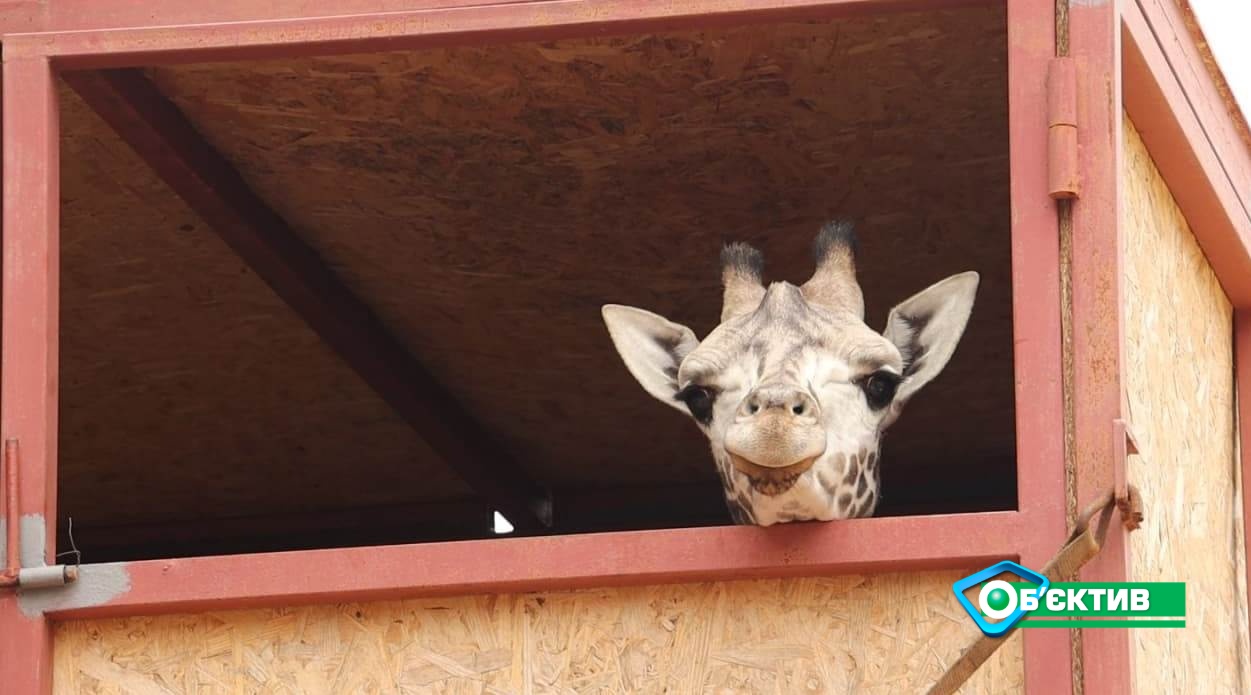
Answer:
(601, 221, 979, 525)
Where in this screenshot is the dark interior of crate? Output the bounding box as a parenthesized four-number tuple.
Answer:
(56, 3, 1014, 561)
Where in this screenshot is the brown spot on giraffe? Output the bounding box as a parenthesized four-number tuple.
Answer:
(842, 453, 860, 486)
(860, 490, 878, 516)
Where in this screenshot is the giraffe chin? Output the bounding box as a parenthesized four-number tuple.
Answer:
(727, 453, 819, 497)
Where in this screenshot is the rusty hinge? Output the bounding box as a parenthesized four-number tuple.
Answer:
(1047, 57, 1079, 199)
(2, 439, 18, 587)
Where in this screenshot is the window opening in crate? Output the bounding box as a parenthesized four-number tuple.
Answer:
(56, 3, 1014, 561)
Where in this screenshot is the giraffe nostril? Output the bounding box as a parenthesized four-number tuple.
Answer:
(790, 392, 819, 418)
(739, 388, 819, 419)
(738, 396, 763, 418)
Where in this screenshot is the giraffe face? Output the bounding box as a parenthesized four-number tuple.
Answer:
(602, 222, 979, 525)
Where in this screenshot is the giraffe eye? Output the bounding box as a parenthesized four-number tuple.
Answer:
(674, 384, 716, 424)
(861, 371, 901, 410)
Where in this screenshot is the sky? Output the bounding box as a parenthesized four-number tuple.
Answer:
(1189, 0, 1251, 123)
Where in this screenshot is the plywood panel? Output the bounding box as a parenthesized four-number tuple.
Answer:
(1122, 115, 1251, 694)
(52, 571, 1022, 694)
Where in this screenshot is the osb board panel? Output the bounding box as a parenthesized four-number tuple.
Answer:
(1121, 115, 1251, 694)
(58, 83, 471, 535)
(1236, 402, 1251, 690)
(146, 4, 1015, 506)
(52, 571, 1022, 694)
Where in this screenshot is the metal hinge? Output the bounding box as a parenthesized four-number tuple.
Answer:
(1047, 57, 1080, 199)
(1, 439, 78, 591)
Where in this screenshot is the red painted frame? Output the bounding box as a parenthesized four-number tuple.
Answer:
(0, 55, 60, 695)
(4, 0, 1245, 692)
(1007, 0, 1071, 688)
(1067, 1, 1133, 692)
(51, 511, 1027, 619)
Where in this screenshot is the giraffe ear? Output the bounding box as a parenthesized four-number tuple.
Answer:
(602, 304, 699, 412)
(882, 271, 979, 404)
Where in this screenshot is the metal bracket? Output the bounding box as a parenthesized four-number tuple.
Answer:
(1112, 419, 1145, 530)
(1112, 418, 1139, 504)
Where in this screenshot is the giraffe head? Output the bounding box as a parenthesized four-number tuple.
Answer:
(602, 222, 978, 525)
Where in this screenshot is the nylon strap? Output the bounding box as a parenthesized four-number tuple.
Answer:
(925, 485, 1143, 695)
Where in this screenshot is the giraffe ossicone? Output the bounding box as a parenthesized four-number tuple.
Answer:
(602, 221, 979, 525)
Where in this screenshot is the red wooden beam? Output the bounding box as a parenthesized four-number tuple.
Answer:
(0, 55, 60, 695)
(61, 68, 552, 532)
(42, 509, 1029, 620)
(1140, 0, 1251, 220)
(0, 0, 952, 34)
(3, 0, 984, 68)
(1007, 0, 1072, 691)
(1122, 2, 1251, 308)
(1069, 1, 1134, 693)
(0, 0, 546, 33)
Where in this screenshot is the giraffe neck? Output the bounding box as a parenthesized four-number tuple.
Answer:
(820, 449, 880, 518)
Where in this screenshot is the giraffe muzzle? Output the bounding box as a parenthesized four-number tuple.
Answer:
(724, 398, 827, 495)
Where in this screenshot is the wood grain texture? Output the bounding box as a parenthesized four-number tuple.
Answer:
(52, 571, 1023, 694)
(1122, 115, 1251, 694)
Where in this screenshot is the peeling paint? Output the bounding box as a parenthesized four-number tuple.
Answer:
(17, 563, 131, 617)
(0, 515, 50, 567)
(20, 514, 46, 567)
(1071, 0, 1109, 7)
